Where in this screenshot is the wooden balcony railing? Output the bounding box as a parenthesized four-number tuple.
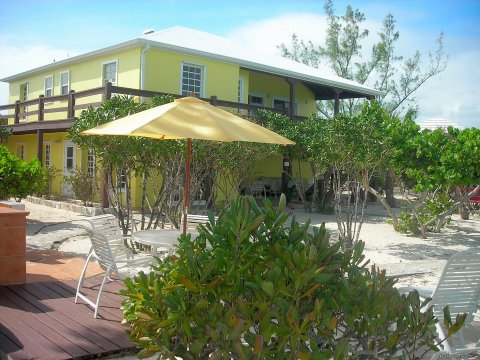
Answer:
(0, 83, 304, 133)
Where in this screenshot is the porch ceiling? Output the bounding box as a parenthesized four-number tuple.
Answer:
(2, 119, 73, 134)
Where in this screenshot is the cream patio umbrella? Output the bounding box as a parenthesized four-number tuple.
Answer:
(81, 96, 294, 234)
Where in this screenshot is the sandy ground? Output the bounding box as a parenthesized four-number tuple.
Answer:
(22, 198, 480, 290)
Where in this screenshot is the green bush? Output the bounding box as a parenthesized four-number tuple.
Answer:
(64, 167, 97, 205)
(36, 165, 60, 199)
(397, 191, 454, 234)
(0, 144, 46, 201)
(121, 195, 464, 359)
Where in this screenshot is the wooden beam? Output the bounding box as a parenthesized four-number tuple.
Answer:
(14, 101, 20, 124)
(4, 119, 74, 134)
(38, 95, 45, 122)
(210, 96, 218, 106)
(100, 169, 109, 208)
(103, 82, 112, 102)
(67, 90, 76, 118)
(37, 130, 44, 165)
(286, 79, 295, 120)
(333, 88, 343, 116)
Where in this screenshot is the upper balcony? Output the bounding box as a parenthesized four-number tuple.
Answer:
(0, 83, 304, 135)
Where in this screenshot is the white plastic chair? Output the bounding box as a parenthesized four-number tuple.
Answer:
(75, 214, 153, 318)
(420, 248, 480, 356)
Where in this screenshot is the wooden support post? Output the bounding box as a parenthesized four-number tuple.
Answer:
(333, 88, 342, 117)
(287, 79, 296, 120)
(282, 78, 297, 202)
(14, 100, 20, 124)
(102, 82, 112, 102)
(67, 90, 76, 118)
(38, 95, 45, 122)
(37, 130, 44, 165)
(100, 169, 109, 208)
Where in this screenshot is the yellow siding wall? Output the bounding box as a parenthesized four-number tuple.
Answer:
(253, 156, 313, 184)
(145, 49, 239, 101)
(7, 48, 141, 123)
(5, 132, 82, 197)
(248, 72, 316, 116)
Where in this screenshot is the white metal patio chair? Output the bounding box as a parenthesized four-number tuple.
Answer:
(75, 214, 153, 318)
(249, 181, 267, 199)
(420, 248, 480, 357)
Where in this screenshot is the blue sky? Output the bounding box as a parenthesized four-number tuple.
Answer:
(1, 0, 479, 128)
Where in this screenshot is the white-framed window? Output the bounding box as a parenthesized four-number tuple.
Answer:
(248, 93, 265, 117)
(272, 97, 298, 115)
(102, 60, 118, 86)
(60, 71, 70, 95)
(44, 142, 51, 166)
(87, 149, 95, 176)
(16, 142, 25, 161)
(119, 169, 127, 191)
(44, 75, 54, 97)
(248, 94, 264, 107)
(181, 62, 205, 97)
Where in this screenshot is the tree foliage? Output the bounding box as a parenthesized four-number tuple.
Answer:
(278, 0, 447, 118)
(388, 126, 480, 236)
(121, 195, 464, 359)
(256, 103, 393, 246)
(0, 144, 46, 201)
(68, 96, 280, 233)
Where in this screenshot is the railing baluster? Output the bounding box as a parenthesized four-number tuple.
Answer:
(2, 85, 306, 133)
(103, 82, 112, 102)
(38, 95, 44, 122)
(68, 90, 76, 118)
(14, 100, 20, 124)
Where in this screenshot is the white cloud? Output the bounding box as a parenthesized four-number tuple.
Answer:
(224, 12, 329, 55)
(414, 50, 480, 129)
(0, 38, 77, 105)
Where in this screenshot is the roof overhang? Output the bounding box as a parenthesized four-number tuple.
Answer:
(2, 32, 383, 100)
(1, 40, 140, 82)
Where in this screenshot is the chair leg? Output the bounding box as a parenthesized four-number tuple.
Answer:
(435, 323, 452, 353)
(93, 264, 114, 318)
(75, 247, 94, 303)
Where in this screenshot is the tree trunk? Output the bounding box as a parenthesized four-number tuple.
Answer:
(430, 185, 480, 232)
(384, 169, 396, 208)
(459, 205, 469, 220)
(367, 186, 399, 230)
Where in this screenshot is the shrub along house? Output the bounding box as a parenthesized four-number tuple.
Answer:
(0, 26, 381, 207)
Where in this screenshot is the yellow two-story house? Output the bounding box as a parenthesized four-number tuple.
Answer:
(0, 26, 381, 206)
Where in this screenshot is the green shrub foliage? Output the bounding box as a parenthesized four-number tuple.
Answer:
(36, 165, 60, 199)
(121, 195, 463, 359)
(0, 144, 46, 201)
(64, 167, 97, 205)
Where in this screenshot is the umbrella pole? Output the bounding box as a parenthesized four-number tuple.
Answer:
(183, 138, 192, 235)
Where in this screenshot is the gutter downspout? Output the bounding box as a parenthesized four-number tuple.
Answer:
(140, 44, 150, 102)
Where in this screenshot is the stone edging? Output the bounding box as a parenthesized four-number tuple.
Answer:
(26, 196, 105, 216)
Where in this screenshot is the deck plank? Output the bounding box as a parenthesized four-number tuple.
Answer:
(0, 296, 73, 359)
(8, 284, 117, 353)
(26, 282, 132, 348)
(60, 278, 126, 321)
(0, 278, 136, 360)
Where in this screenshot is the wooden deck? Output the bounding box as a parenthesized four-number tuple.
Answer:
(0, 276, 136, 359)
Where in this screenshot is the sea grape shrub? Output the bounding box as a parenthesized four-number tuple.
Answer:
(0, 144, 46, 201)
(121, 195, 463, 359)
(64, 167, 97, 205)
